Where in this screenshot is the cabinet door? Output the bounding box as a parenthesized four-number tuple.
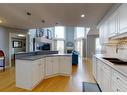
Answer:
(103, 21, 109, 43)
(108, 11, 118, 37)
(99, 25, 104, 45)
(59, 56, 72, 75)
(99, 22, 109, 44)
(102, 64, 112, 92)
(111, 69, 127, 92)
(92, 56, 97, 79)
(52, 57, 59, 74)
(39, 58, 45, 81)
(119, 4, 127, 34)
(96, 60, 103, 89)
(45, 57, 53, 76)
(32, 60, 40, 87)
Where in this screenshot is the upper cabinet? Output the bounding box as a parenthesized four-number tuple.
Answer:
(118, 4, 127, 34)
(108, 10, 118, 38)
(99, 4, 127, 43)
(99, 21, 109, 44)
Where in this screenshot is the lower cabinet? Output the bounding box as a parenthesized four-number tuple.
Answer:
(16, 59, 45, 90)
(96, 60, 103, 89)
(102, 63, 112, 91)
(92, 56, 127, 92)
(45, 57, 59, 76)
(32, 59, 45, 87)
(52, 57, 59, 74)
(59, 56, 72, 75)
(45, 57, 54, 76)
(45, 56, 72, 76)
(16, 55, 72, 90)
(92, 56, 97, 79)
(111, 70, 127, 92)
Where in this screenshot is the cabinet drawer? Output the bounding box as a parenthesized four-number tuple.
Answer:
(112, 70, 127, 91)
(112, 82, 122, 92)
(103, 63, 111, 74)
(113, 70, 127, 85)
(112, 80, 127, 92)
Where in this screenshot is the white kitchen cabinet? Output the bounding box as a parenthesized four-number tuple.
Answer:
(59, 56, 72, 75)
(92, 56, 97, 79)
(111, 69, 127, 92)
(16, 55, 72, 90)
(16, 60, 32, 90)
(99, 4, 127, 39)
(16, 59, 45, 90)
(92, 56, 127, 92)
(108, 11, 118, 38)
(99, 21, 109, 44)
(52, 57, 59, 74)
(32, 60, 41, 87)
(99, 24, 104, 45)
(118, 4, 127, 34)
(94, 58, 112, 92)
(45, 57, 53, 76)
(96, 60, 103, 89)
(45, 56, 59, 76)
(39, 58, 45, 80)
(102, 63, 112, 91)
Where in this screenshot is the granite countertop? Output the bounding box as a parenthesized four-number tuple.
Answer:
(16, 54, 72, 61)
(94, 54, 127, 78)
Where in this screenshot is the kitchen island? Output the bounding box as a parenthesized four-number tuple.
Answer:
(15, 53, 72, 90)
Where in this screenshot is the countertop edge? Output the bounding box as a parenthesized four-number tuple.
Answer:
(16, 54, 72, 61)
(94, 54, 127, 78)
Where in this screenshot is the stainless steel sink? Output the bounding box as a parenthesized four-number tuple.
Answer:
(103, 57, 127, 65)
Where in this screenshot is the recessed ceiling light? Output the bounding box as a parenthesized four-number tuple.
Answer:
(0, 20, 2, 23)
(41, 20, 45, 23)
(18, 34, 26, 37)
(26, 12, 31, 16)
(81, 14, 85, 18)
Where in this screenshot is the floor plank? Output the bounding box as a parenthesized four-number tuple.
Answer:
(0, 58, 95, 92)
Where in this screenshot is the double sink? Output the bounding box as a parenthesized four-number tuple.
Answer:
(103, 57, 127, 65)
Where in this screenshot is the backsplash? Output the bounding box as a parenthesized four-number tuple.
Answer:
(103, 38, 127, 61)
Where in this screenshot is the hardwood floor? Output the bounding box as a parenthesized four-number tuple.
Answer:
(0, 58, 95, 92)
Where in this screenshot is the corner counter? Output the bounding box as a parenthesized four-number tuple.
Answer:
(16, 53, 72, 90)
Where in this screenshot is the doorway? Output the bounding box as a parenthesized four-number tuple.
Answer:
(9, 33, 26, 67)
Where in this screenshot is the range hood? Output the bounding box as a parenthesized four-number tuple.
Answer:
(35, 37, 52, 43)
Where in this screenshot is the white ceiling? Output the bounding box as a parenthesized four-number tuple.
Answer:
(0, 3, 113, 34)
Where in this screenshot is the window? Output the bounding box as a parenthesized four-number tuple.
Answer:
(53, 26, 65, 53)
(75, 27, 85, 39)
(75, 27, 90, 39)
(96, 38, 102, 54)
(54, 26, 65, 39)
(56, 40, 64, 54)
